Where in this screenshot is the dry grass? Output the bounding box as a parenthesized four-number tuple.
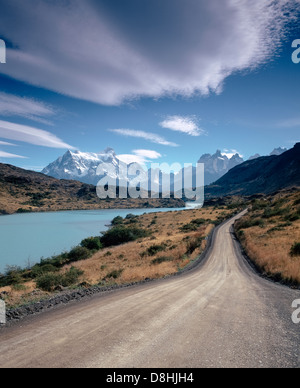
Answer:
(235, 190, 300, 285)
(0, 205, 236, 307)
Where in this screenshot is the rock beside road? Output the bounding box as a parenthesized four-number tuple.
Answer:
(4, 282, 152, 324)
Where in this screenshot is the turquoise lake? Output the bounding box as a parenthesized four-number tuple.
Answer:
(0, 207, 187, 272)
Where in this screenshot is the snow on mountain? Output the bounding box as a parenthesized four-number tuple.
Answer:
(248, 153, 261, 161)
(42, 148, 123, 186)
(198, 150, 244, 185)
(42, 146, 287, 190)
(270, 147, 288, 156)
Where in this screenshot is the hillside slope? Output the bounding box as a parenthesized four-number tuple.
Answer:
(206, 143, 300, 197)
(0, 163, 185, 215)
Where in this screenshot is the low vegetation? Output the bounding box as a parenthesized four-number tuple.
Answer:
(290, 242, 300, 257)
(235, 190, 300, 286)
(0, 202, 241, 308)
(36, 267, 84, 292)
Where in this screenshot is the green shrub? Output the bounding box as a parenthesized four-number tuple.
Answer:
(145, 244, 167, 256)
(180, 223, 196, 232)
(100, 226, 149, 247)
(80, 236, 102, 251)
(186, 236, 203, 255)
(236, 218, 264, 230)
(293, 198, 300, 206)
(0, 266, 24, 286)
(284, 212, 300, 222)
(251, 200, 269, 211)
(39, 254, 69, 269)
(180, 218, 206, 232)
(36, 267, 84, 291)
(237, 229, 245, 239)
(67, 246, 91, 262)
(290, 242, 300, 257)
(262, 206, 289, 219)
(125, 213, 137, 220)
(62, 267, 84, 287)
(16, 208, 32, 213)
(104, 269, 123, 279)
(111, 216, 124, 225)
(31, 263, 59, 278)
(151, 256, 173, 265)
(36, 272, 63, 292)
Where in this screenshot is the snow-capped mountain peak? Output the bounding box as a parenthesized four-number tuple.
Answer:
(198, 150, 244, 185)
(42, 148, 121, 185)
(270, 147, 288, 156)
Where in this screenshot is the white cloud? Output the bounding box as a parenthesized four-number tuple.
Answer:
(0, 120, 74, 149)
(132, 149, 162, 160)
(117, 154, 147, 167)
(0, 0, 297, 106)
(0, 93, 55, 124)
(160, 116, 205, 136)
(118, 149, 162, 166)
(0, 140, 16, 146)
(110, 129, 178, 147)
(0, 151, 27, 159)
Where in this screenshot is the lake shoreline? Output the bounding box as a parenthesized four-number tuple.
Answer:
(2, 222, 215, 325)
(0, 205, 190, 273)
(0, 201, 188, 217)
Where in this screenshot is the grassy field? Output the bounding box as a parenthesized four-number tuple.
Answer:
(235, 189, 300, 286)
(0, 204, 239, 308)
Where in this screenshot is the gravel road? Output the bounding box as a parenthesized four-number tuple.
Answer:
(0, 211, 299, 368)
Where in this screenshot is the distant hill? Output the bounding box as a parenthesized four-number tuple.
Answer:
(0, 163, 185, 215)
(205, 143, 300, 197)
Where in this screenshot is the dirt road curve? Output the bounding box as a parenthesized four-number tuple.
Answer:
(1, 211, 299, 368)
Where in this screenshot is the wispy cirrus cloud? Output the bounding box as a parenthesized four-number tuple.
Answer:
(132, 149, 162, 160)
(0, 140, 16, 146)
(0, 150, 27, 159)
(0, 0, 298, 106)
(0, 120, 74, 149)
(160, 116, 205, 136)
(118, 149, 162, 166)
(110, 129, 178, 147)
(0, 93, 55, 124)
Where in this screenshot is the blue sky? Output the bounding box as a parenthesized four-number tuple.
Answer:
(0, 0, 299, 171)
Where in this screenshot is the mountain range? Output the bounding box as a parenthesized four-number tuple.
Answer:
(42, 148, 120, 186)
(0, 144, 298, 214)
(42, 147, 288, 187)
(205, 143, 300, 197)
(198, 151, 243, 185)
